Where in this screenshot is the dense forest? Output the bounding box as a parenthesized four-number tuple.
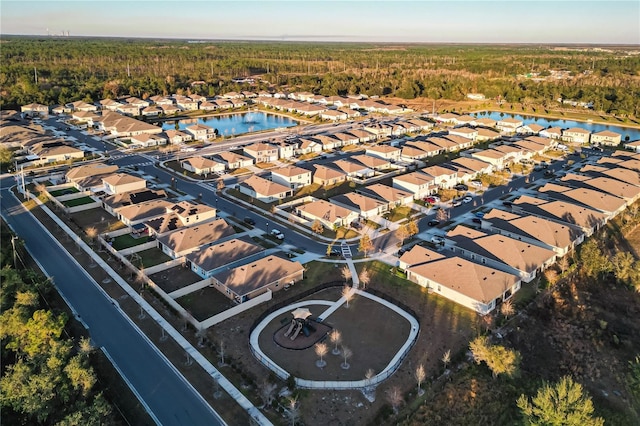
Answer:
(0, 221, 120, 424)
(1, 37, 638, 116)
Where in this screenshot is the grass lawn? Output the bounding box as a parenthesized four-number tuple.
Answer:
(320, 226, 359, 240)
(226, 189, 272, 211)
(228, 167, 251, 176)
(164, 160, 207, 180)
(111, 234, 151, 250)
(70, 208, 126, 234)
(62, 196, 96, 207)
(132, 248, 172, 268)
(384, 205, 414, 222)
(49, 187, 79, 196)
(254, 162, 276, 169)
(176, 287, 237, 321)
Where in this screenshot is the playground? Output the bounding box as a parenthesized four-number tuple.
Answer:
(250, 287, 418, 385)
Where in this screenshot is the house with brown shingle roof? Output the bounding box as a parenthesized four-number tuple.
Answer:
(537, 182, 626, 218)
(21, 103, 49, 118)
(496, 117, 524, 132)
(562, 127, 591, 144)
(426, 137, 458, 152)
(421, 165, 459, 189)
(475, 127, 501, 142)
(243, 142, 279, 163)
(186, 238, 264, 279)
(157, 218, 235, 258)
(331, 132, 360, 146)
(448, 126, 478, 141)
(392, 171, 435, 198)
(93, 111, 162, 137)
(332, 159, 374, 179)
(473, 117, 497, 128)
(580, 164, 640, 186)
(271, 166, 312, 190)
(211, 255, 304, 302)
(518, 123, 545, 135)
(186, 123, 215, 141)
(238, 175, 292, 202)
(445, 225, 556, 282)
(539, 127, 563, 140)
(102, 173, 147, 195)
(296, 138, 322, 155)
(102, 188, 167, 215)
(589, 130, 620, 146)
(397, 245, 445, 271)
(560, 174, 640, 204)
(330, 192, 388, 218)
(406, 253, 521, 315)
(295, 199, 359, 230)
(511, 194, 606, 236)
(180, 156, 225, 176)
(66, 163, 119, 184)
(351, 154, 391, 171)
(211, 151, 253, 169)
(347, 129, 376, 143)
(115, 199, 174, 226)
(401, 145, 432, 161)
(450, 157, 494, 176)
(312, 164, 347, 186)
(365, 145, 401, 161)
(481, 208, 584, 256)
(358, 184, 414, 207)
(405, 140, 443, 156)
(145, 201, 217, 236)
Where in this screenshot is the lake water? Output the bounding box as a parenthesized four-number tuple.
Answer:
(472, 111, 640, 141)
(161, 112, 298, 136)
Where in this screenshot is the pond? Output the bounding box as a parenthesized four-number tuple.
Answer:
(160, 112, 298, 136)
(472, 111, 640, 142)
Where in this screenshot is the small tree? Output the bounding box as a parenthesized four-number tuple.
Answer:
(326, 243, 333, 257)
(396, 224, 411, 247)
(311, 220, 324, 235)
(342, 286, 354, 308)
(314, 342, 328, 368)
(285, 396, 300, 426)
(341, 346, 352, 369)
(259, 379, 277, 409)
(359, 267, 371, 290)
(517, 376, 604, 426)
(329, 329, 342, 355)
(470, 336, 520, 379)
(358, 234, 374, 257)
(415, 364, 426, 396)
(441, 349, 451, 370)
(85, 226, 98, 249)
(436, 207, 449, 222)
(500, 299, 515, 320)
(216, 179, 225, 193)
(217, 339, 226, 366)
(341, 265, 351, 284)
(407, 219, 419, 239)
(386, 386, 404, 414)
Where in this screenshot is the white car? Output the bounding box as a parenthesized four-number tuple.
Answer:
(463, 196, 473, 203)
(271, 229, 284, 240)
(431, 236, 444, 244)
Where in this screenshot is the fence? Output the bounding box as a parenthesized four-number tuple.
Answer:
(145, 258, 184, 275)
(66, 201, 102, 213)
(199, 290, 273, 329)
(168, 278, 212, 299)
(118, 241, 158, 257)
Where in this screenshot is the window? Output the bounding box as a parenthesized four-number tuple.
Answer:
(437, 285, 441, 292)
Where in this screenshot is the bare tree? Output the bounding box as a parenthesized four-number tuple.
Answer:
(329, 329, 342, 355)
(441, 349, 451, 371)
(358, 234, 374, 257)
(259, 379, 278, 409)
(500, 299, 515, 319)
(386, 386, 404, 414)
(342, 286, 354, 308)
(415, 364, 426, 396)
(217, 339, 226, 366)
(341, 346, 352, 370)
(135, 267, 147, 293)
(396, 223, 411, 247)
(359, 267, 371, 290)
(196, 328, 207, 348)
(85, 226, 98, 249)
(341, 265, 351, 284)
(311, 220, 324, 234)
(315, 342, 328, 368)
(558, 255, 569, 274)
(365, 368, 375, 386)
(436, 207, 449, 222)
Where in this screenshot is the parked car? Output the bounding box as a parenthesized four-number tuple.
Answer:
(351, 221, 362, 230)
(502, 201, 513, 207)
(475, 211, 485, 218)
(329, 249, 342, 257)
(470, 181, 483, 188)
(271, 229, 284, 240)
(451, 200, 462, 207)
(431, 236, 445, 244)
(243, 217, 256, 225)
(425, 196, 439, 204)
(463, 196, 473, 203)
(472, 218, 482, 224)
(397, 248, 408, 256)
(454, 184, 468, 191)
(427, 219, 440, 227)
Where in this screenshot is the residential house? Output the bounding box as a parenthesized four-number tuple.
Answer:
(426, 137, 459, 152)
(330, 192, 388, 218)
(469, 149, 512, 170)
(511, 194, 607, 236)
(623, 139, 640, 152)
(141, 105, 163, 117)
(364, 123, 392, 139)
(397, 244, 446, 271)
(445, 225, 556, 282)
(539, 127, 564, 140)
(580, 164, 640, 186)
(296, 138, 322, 155)
(421, 165, 459, 190)
(496, 117, 524, 133)
(145, 201, 217, 236)
(473, 117, 497, 128)
(332, 159, 375, 179)
(199, 101, 218, 111)
(481, 208, 584, 256)
(238, 175, 292, 202)
(392, 171, 434, 198)
(562, 127, 591, 144)
(29, 143, 84, 165)
(176, 97, 200, 111)
(181, 156, 225, 176)
(313, 164, 347, 186)
(101, 188, 167, 216)
(348, 129, 376, 143)
(331, 132, 360, 147)
(445, 134, 476, 150)
(130, 133, 167, 147)
(186, 124, 215, 142)
(321, 110, 348, 121)
(352, 154, 391, 171)
(401, 145, 433, 161)
(157, 218, 235, 258)
(211, 151, 253, 170)
(295, 199, 359, 229)
(449, 157, 494, 177)
(435, 113, 459, 124)
(102, 173, 147, 195)
(514, 140, 547, 157)
(271, 166, 312, 190)
(448, 127, 478, 141)
(517, 123, 545, 135)
(21, 103, 49, 118)
(116, 104, 142, 116)
(404, 140, 442, 157)
(475, 128, 502, 142)
(93, 111, 163, 138)
(313, 134, 342, 151)
(276, 141, 297, 160)
(66, 163, 119, 185)
(405, 250, 521, 315)
(160, 104, 181, 115)
(67, 100, 98, 112)
(243, 142, 279, 163)
(358, 184, 414, 207)
(115, 199, 174, 227)
(537, 182, 626, 218)
(163, 130, 193, 144)
(559, 174, 640, 205)
(211, 255, 304, 302)
(591, 130, 621, 146)
(186, 238, 264, 279)
(99, 99, 123, 111)
(365, 144, 401, 161)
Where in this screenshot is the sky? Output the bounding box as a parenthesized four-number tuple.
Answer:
(1, 0, 639, 44)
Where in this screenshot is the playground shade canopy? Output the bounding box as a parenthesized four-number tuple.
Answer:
(291, 307, 312, 320)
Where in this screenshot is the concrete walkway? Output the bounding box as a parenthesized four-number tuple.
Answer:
(26, 192, 272, 426)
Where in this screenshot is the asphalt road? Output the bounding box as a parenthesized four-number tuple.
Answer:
(0, 177, 224, 426)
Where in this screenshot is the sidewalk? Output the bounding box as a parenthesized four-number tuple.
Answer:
(25, 191, 272, 426)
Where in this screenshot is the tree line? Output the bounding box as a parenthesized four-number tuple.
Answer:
(1, 36, 638, 116)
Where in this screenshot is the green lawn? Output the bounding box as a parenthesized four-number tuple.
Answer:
(111, 234, 152, 251)
(384, 206, 414, 222)
(131, 248, 172, 268)
(49, 187, 79, 196)
(62, 196, 96, 207)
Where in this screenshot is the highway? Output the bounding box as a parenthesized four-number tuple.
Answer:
(0, 176, 225, 426)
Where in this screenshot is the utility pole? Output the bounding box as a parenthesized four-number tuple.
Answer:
(11, 236, 18, 270)
(34, 67, 38, 84)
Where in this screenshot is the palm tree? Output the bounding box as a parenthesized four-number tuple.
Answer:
(441, 349, 451, 371)
(315, 342, 328, 368)
(329, 329, 342, 355)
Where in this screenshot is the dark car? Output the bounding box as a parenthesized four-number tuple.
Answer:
(502, 201, 513, 207)
(427, 220, 440, 227)
(243, 217, 256, 225)
(397, 248, 407, 256)
(454, 184, 468, 191)
(472, 218, 482, 224)
(329, 249, 342, 257)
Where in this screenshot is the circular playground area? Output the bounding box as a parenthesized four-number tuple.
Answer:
(250, 287, 419, 388)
